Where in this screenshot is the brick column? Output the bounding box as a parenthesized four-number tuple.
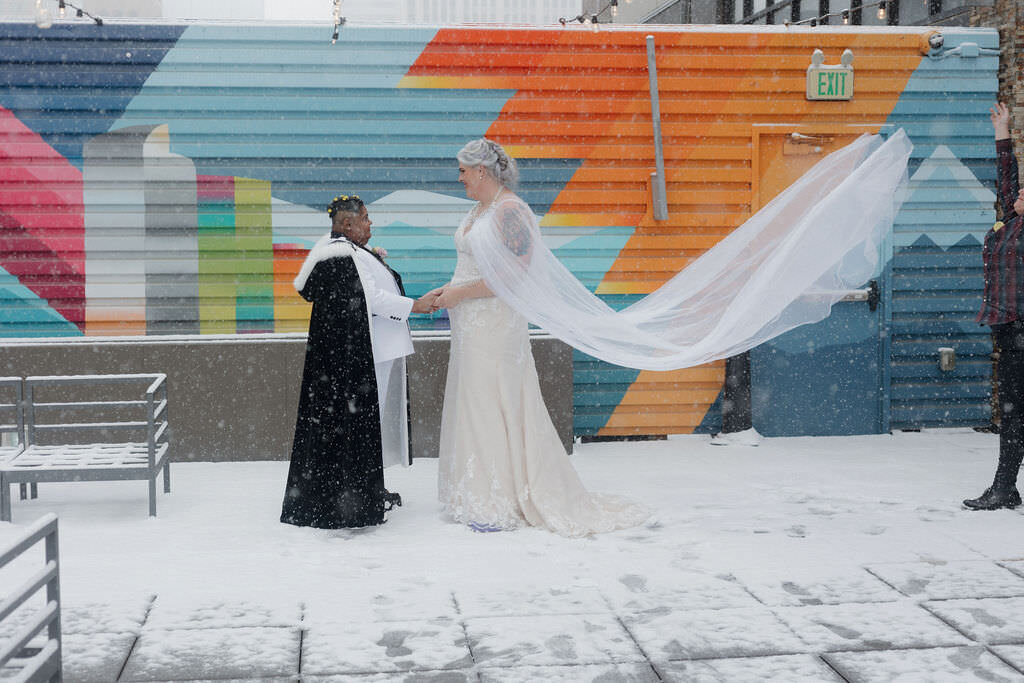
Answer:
(973, 0, 1024, 150)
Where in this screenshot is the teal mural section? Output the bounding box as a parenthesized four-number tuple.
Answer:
(0, 266, 82, 337)
(883, 30, 998, 429)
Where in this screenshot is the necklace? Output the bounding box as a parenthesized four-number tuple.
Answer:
(467, 186, 504, 226)
(486, 185, 503, 207)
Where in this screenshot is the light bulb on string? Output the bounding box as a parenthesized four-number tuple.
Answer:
(331, 0, 342, 45)
(610, 0, 618, 18)
(877, 1, 886, 20)
(841, 8, 849, 23)
(35, 0, 53, 28)
(590, 14, 600, 31)
(58, 0, 66, 18)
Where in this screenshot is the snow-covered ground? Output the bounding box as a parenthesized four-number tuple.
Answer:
(2, 429, 1024, 682)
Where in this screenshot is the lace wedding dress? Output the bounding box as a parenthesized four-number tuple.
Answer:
(437, 199, 652, 537)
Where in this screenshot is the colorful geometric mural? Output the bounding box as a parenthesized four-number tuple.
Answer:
(0, 22, 1000, 436)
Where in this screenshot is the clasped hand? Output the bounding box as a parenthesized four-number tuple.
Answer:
(412, 286, 459, 313)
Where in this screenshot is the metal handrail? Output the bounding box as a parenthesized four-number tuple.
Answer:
(0, 512, 62, 682)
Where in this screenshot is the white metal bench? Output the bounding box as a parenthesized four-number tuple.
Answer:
(0, 512, 62, 682)
(0, 374, 171, 522)
(0, 377, 37, 505)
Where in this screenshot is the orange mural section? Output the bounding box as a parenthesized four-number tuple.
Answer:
(273, 244, 310, 333)
(403, 27, 924, 435)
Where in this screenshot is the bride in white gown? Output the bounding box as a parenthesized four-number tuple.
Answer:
(429, 133, 912, 536)
(430, 139, 652, 537)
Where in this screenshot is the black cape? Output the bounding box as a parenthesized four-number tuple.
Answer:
(281, 245, 390, 528)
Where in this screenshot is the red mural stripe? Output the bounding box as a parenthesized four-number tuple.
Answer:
(0, 106, 85, 329)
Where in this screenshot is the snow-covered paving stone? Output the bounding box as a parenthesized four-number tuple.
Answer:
(61, 631, 137, 683)
(477, 662, 659, 682)
(622, 606, 806, 660)
(119, 626, 300, 681)
(142, 595, 301, 630)
(604, 573, 759, 612)
(62, 594, 154, 634)
(1004, 561, 1024, 579)
(135, 680, 298, 682)
(991, 645, 1024, 673)
(464, 613, 643, 668)
(657, 654, 844, 682)
(303, 587, 458, 625)
(774, 602, 969, 651)
(735, 568, 901, 606)
(453, 585, 608, 618)
(866, 561, 1024, 600)
(300, 619, 470, 675)
(923, 597, 1024, 644)
(823, 645, 1024, 683)
(302, 674, 470, 682)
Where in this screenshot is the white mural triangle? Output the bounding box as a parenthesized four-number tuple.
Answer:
(899, 144, 995, 248)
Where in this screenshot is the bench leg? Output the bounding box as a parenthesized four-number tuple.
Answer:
(19, 482, 27, 501)
(31, 482, 38, 499)
(163, 461, 171, 493)
(0, 476, 11, 522)
(149, 476, 157, 517)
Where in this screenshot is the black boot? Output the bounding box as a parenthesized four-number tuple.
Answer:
(963, 484, 1021, 510)
(963, 456, 1022, 510)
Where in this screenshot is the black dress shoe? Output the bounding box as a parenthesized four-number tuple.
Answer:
(383, 491, 402, 511)
(963, 485, 1021, 510)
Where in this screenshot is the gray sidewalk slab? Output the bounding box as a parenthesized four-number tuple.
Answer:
(52, 582, 1024, 682)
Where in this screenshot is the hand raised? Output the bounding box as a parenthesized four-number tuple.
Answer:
(991, 102, 1011, 138)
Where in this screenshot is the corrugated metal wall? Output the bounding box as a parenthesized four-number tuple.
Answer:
(884, 37, 999, 429)
(0, 22, 1000, 436)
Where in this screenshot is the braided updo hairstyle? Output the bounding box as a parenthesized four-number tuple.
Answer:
(457, 138, 519, 191)
(327, 194, 364, 220)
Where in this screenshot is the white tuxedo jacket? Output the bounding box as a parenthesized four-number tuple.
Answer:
(351, 244, 415, 363)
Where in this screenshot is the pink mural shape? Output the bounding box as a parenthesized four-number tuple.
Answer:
(0, 106, 85, 327)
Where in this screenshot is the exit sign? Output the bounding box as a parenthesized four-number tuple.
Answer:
(806, 48, 854, 101)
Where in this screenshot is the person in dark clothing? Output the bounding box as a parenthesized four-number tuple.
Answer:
(964, 102, 1024, 511)
(281, 195, 435, 528)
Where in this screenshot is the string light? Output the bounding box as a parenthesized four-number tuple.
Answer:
(34, 0, 52, 28)
(34, 0, 102, 27)
(559, 0, 620, 26)
(778, 0, 891, 26)
(330, 0, 346, 44)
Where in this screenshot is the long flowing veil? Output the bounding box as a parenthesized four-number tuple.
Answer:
(468, 129, 913, 371)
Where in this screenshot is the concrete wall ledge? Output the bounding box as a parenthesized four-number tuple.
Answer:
(1, 332, 575, 462)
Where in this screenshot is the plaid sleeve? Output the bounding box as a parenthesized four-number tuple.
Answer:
(996, 138, 1020, 219)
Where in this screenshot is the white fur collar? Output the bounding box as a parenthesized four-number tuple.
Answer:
(293, 234, 357, 291)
